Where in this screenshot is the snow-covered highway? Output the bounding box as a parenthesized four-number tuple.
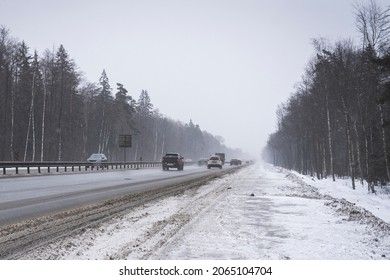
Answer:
(2, 162, 390, 260)
(0, 165, 237, 226)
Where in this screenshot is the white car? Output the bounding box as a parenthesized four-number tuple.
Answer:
(207, 155, 223, 169)
(87, 153, 107, 163)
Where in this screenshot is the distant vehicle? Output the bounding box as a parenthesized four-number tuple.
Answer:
(162, 153, 184, 171)
(87, 153, 107, 163)
(230, 159, 241, 166)
(198, 158, 208, 166)
(207, 155, 223, 169)
(215, 153, 225, 164)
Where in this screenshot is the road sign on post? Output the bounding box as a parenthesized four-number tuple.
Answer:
(119, 134, 132, 162)
(119, 134, 132, 148)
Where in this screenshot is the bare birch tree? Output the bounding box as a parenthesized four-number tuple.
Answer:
(354, 0, 390, 55)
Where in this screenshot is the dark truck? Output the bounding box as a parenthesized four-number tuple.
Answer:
(162, 153, 184, 171)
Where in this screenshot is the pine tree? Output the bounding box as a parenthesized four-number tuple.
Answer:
(137, 89, 153, 117)
(52, 45, 79, 160)
(97, 69, 113, 154)
(12, 41, 32, 161)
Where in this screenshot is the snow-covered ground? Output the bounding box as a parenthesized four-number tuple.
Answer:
(21, 162, 390, 260)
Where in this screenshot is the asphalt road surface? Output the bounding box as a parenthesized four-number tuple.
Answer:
(0, 164, 236, 226)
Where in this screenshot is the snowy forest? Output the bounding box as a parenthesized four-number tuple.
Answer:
(0, 28, 244, 163)
(263, 1, 390, 192)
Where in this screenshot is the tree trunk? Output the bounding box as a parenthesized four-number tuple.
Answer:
(57, 88, 63, 161)
(322, 143, 327, 179)
(98, 105, 106, 154)
(342, 98, 355, 190)
(378, 104, 390, 181)
(24, 71, 36, 161)
(353, 120, 364, 184)
(10, 66, 16, 161)
(153, 122, 158, 161)
(346, 116, 356, 189)
(40, 70, 47, 161)
(161, 135, 165, 160)
(325, 93, 335, 181)
(134, 140, 138, 161)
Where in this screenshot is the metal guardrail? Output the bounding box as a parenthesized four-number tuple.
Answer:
(0, 161, 162, 176)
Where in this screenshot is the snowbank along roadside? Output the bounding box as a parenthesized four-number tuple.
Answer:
(19, 163, 390, 260)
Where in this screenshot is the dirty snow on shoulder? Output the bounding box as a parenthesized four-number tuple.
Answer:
(23, 162, 390, 260)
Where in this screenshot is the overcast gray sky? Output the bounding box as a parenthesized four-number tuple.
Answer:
(1, 0, 388, 157)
